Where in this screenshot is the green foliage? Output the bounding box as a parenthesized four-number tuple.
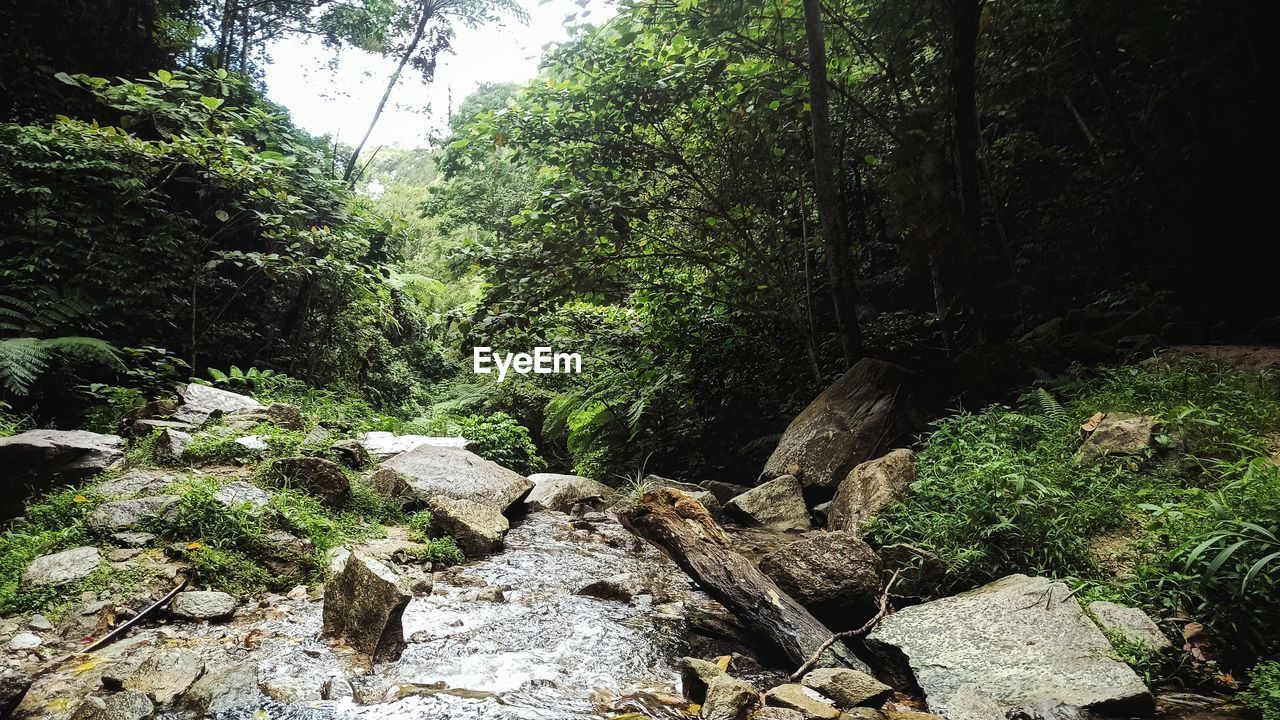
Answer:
(181, 425, 306, 465)
(0, 291, 123, 396)
(1242, 661, 1280, 720)
(405, 510, 463, 567)
(0, 487, 98, 612)
(456, 412, 546, 475)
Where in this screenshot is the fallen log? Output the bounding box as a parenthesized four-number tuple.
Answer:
(619, 488, 867, 671)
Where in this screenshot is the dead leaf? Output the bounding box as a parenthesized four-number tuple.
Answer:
(1081, 412, 1105, 433)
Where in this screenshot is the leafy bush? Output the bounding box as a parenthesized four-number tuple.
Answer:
(456, 412, 545, 475)
(1243, 661, 1280, 720)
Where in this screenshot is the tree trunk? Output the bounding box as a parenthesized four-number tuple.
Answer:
(619, 489, 867, 671)
(342, 2, 432, 183)
(802, 0, 862, 365)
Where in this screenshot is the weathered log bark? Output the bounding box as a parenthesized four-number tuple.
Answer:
(618, 488, 867, 671)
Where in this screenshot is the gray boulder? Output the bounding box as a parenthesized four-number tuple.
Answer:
(1088, 601, 1172, 653)
(703, 674, 760, 720)
(322, 552, 410, 661)
(703, 480, 752, 505)
(171, 591, 236, 621)
(129, 418, 195, 437)
(152, 429, 191, 465)
(0, 429, 123, 519)
(96, 471, 174, 500)
(381, 446, 533, 512)
(179, 661, 261, 715)
(120, 647, 203, 704)
(828, 449, 916, 534)
(111, 532, 156, 548)
(423, 494, 509, 557)
(724, 475, 810, 531)
(70, 690, 154, 720)
(762, 358, 914, 490)
(88, 495, 181, 531)
(214, 480, 272, 511)
(172, 384, 263, 426)
(525, 473, 612, 512)
(800, 668, 893, 708)
(758, 532, 882, 628)
(1078, 414, 1160, 465)
(764, 684, 840, 719)
(366, 467, 414, 503)
(270, 457, 350, 508)
(22, 546, 102, 587)
(866, 574, 1152, 720)
(576, 572, 644, 602)
(224, 402, 303, 431)
(361, 431, 471, 461)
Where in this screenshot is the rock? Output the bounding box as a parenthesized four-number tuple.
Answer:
(753, 709, 806, 720)
(866, 574, 1152, 720)
(366, 467, 414, 503)
(422, 495, 508, 557)
(381, 446, 533, 512)
(525, 473, 612, 512)
(22, 546, 102, 587)
(1116, 334, 1160, 359)
(256, 529, 316, 579)
(1088, 601, 1172, 653)
(724, 475, 811, 532)
(811, 502, 831, 527)
(361, 431, 471, 461)
(96, 471, 174, 500)
(122, 648, 202, 704)
(647, 475, 725, 521)
(1078, 414, 1160, 465)
(214, 480, 272, 510)
(877, 544, 947, 600)
(576, 573, 644, 602)
(173, 383, 264, 426)
(179, 660, 261, 715)
(828, 449, 916, 534)
(765, 684, 840, 719)
(703, 480, 753, 505)
(129, 418, 196, 437)
(71, 690, 154, 720)
(1, 669, 32, 718)
(233, 435, 268, 453)
(224, 402, 304, 431)
(331, 439, 372, 470)
(8, 631, 41, 650)
(152, 429, 191, 465)
(171, 591, 236, 621)
(322, 552, 410, 661)
(680, 656, 724, 703)
(322, 676, 354, 701)
(703, 674, 761, 720)
(762, 359, 915, 491)
(270, 457, 351, 508)
(110, 532, 156, 548)
(107, 548, 142, 562)
(800, 668, 892, 709)
(759, 532, 882, 628)
(0, 429, 123, 519)
(88, 495, 181, 531)
(27, 614, 52, 631)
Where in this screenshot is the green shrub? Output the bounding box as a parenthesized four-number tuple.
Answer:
(1243, 661, 1280, 720)
(0, 487, 99, 612)
(413, 537, 464, 567)
(456, 411, 546, 475)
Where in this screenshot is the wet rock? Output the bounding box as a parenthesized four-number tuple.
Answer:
(828, 449, 916, 534)
(866, 574, 1152, 720)
(213, 480, 272, 510)
(366, 467, 414, 503)
(261, 674, 323, 703)
(361, 431, 471, 461)
(765, 684, 840, 719)
(96, 471, 174, 500)
(152, 429, 191, 465)
(704, 674, 761, 720)
(525, 473, 612, 512)
(71, 690, 154, 720)
(704, 480, 753, 505)
(270, 456, 350, 508)
(110, 532, 156, 548)
(173, 383, 264, 426)
(121, 648, 202, 704)
(680, 656, 724, 703)
(0, 429, 124, 519)
(171, 591, 236, 621)
(224, 402, 303, 431)
(331, 439, 372, 470)
(576, 572, 644, 602)
(1, 669, 32, 717)
(8, 632, 41, 650)
(178, 660, 261, 715)
(759, 532, 882, 628)
(382, 446, 533, 512)
(88, 495, 181, 531)
(724, 475, 811, 532)
(877, 544, 947, 600)
(753, 709, 806, 720)
(423, 494, 508, 557)
(22, 546, 102, 587)
(1088, 601, 1172, 652)
(1078, 414, 1159, 465)
(800, 668, 892, 709)
(322, 676, 354, 701)
(322, 552, 410, 661)
(762, 358, 915, 491)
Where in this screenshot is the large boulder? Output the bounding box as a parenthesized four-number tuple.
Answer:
(762, 359, 914, 491)
(172, 383, 263, 426)
(381, 446, 533, 513)
(828, 449, 916, 534)
(365, 467, 414, 503)
(758, 531, 882, 628)
(524, 473, 612, 513)
(213, 480, 272, 511)
(96, 471, 174, 500)
(0, 669, 31, 717)
(322, 552, 410, 662)
(87, 495, 181, 531)
(0, 429, 123, 519)
(178, 660, 261, 715)
(223, 402, 303, 431)
(703, 674, 761, 720)
(866, 574, 1152, 720)
(764, 684, 840, 719)
(22, 546, 102, 587)
(361, 431, 472, 461)
(269, 457, 351, 508)
(723, 475, 810, 531)
(1078, 414, 1160, 464)
(422, 495, 509, 557)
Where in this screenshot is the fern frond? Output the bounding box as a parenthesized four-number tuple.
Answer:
(0, 338, 51, 395)
(41, 336, 124, 370)
(1035, 387, 1069, 424)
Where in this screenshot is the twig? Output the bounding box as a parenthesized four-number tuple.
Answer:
(83, 575, 190, 654)
(788, 570, 900, 681)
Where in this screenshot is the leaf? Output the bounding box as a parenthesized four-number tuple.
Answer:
(215, 209, 230, 222)
(199, 96, 225, 111)
(155, 69, 173, 84)
(54, 72, 78, 86)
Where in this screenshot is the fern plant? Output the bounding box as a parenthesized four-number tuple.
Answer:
(0, 292, 122, 396)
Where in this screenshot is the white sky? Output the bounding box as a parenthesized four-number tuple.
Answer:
(263, 0, 616, 149)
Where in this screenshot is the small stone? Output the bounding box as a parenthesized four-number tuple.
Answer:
(88, 495, 181, 531)
(1078, 414, 1160, 465)
(96, 471, 174, 500)
(71, 689, 154, 720)
(110, 532, 156, 548)
(171, 591, 236, 621)
(178, 660, 261, 715)
(800, 668, 893, 708)
(287, 585, 308, 600)
(107, 548, 143, 562)
(322, 677, 354, 700)
(27, 614, 53, 631)
(703, 674, 760, 720)
(765, 683, 840, 719)
(152, 429, 192, 465)
(8, 632, 41, 650)
(22, 546, 102, 587)
(475, 586, 506, 603)
(213, 481, 272, 510)
(331, 439, 371, 470)
(576, 573, 644, 602)
(234, 435, 268, 453)
(679, 656, 724, 703)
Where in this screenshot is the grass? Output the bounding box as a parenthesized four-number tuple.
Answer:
(406, 510, 464, 567)
(1243, 661, 1280, 720)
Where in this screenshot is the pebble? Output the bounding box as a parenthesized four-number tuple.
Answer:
(9, 632, 42, 650)
(27, 615, 53, 631)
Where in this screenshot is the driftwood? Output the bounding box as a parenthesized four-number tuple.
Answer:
(619, 488, 863, 670)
